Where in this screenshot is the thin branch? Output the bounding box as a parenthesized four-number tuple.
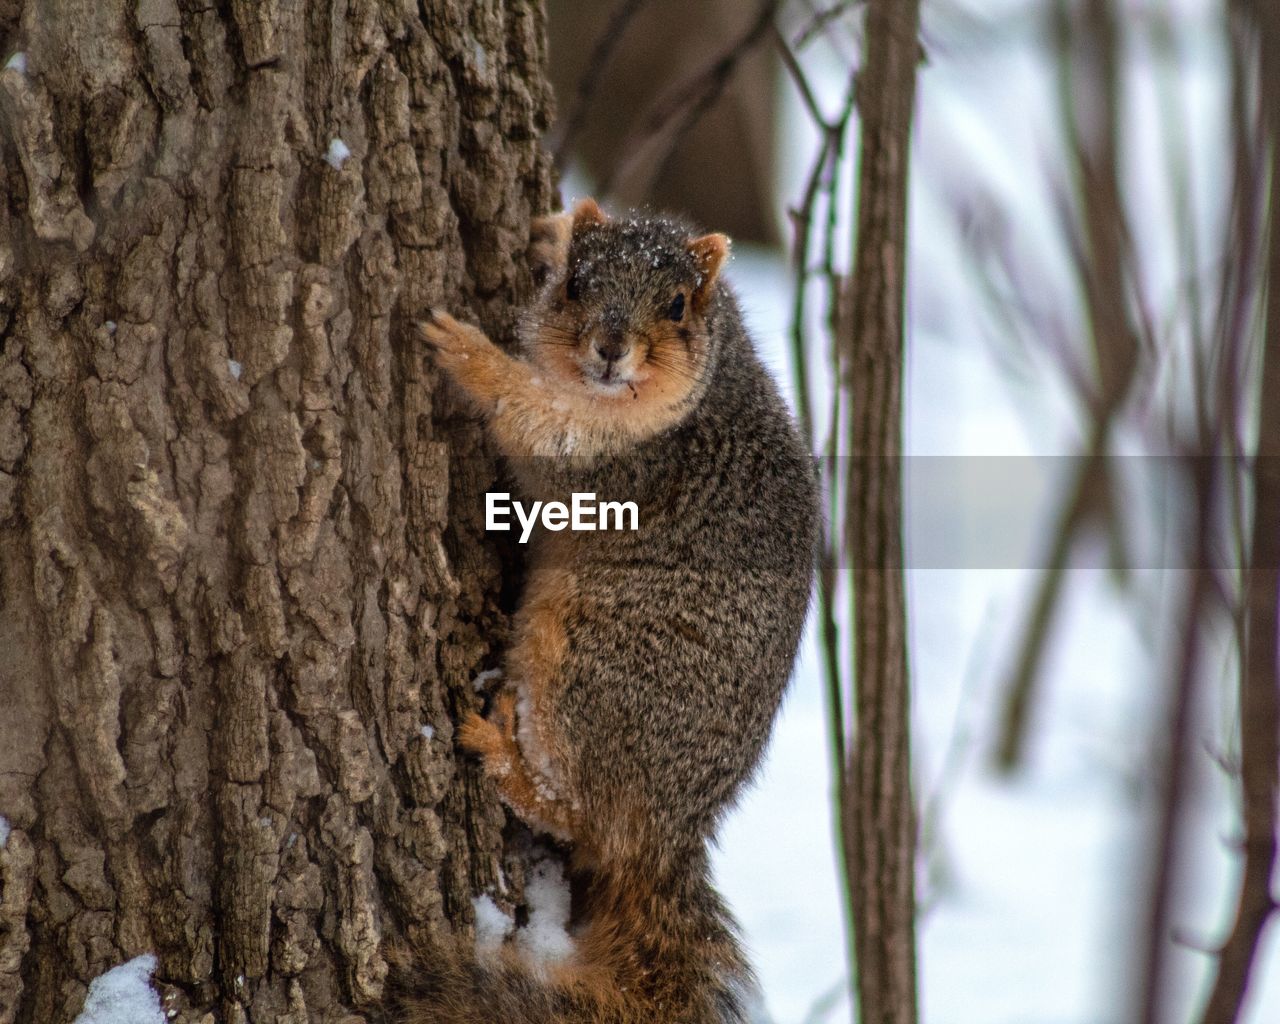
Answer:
(795, 0, 864, 52)
(1211, 2, 1267, 639)
(774, 24, 833, 132)
(784, 54, 857, 446)
(1136, 454, 1218, 1024)
(599, 0, 782, 199)
(992, 423, 1109, 770)
(784, 54, 859, 978)
(550, 0, 654, 171)
(1198, 0, 1280, 1016)
(783, 71, 837, 445)
(992, 0, 1143, 772)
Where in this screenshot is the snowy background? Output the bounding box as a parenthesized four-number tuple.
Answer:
(697, 2, 1280, 1022)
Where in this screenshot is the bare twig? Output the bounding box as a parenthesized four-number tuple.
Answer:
(551, 0, 654, 170)
(795, 0, 864, 52)
(1198, 1, 1280, 1017)
(1136, 454, 1219, 1024)
(992, 0, 1143, 772)
(774, 24, 833, 132)
(786, 145, 832, 444)
(1211, 4, 1267, 644)
(1137, 4, 1275, 1014)
(600, 0, 782, 199)
(781, 40, 861, 976)
(993, 422, 1110, 770)
(782, 37, 858, 446)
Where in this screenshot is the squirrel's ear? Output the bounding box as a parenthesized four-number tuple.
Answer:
(572, 197, 607, 232)
(529, 211, 573, 287)
(687, 233, 729, 310)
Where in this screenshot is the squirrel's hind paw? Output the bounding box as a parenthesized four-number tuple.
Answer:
(458, 691, 517, 758)
(457, 711, 506, 759)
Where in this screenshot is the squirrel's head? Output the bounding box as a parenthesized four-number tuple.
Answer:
(524, 199, 729, 418)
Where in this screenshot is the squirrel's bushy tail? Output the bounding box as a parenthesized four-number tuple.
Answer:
(398, 857, 755, 1024)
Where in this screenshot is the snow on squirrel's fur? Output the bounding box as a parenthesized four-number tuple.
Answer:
(73, 954, 165, 1024)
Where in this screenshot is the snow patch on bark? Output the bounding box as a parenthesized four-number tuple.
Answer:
(514, 853, 574, 966)
(325, 138, 351, 168)
(473, 894, 514, 955)
(472, 667, 503, 693)
(73, 954, 165, 1024)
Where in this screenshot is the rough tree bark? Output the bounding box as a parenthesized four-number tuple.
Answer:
(0, 2, 553, 1021)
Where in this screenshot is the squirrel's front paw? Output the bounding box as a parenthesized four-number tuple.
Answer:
(418, 309, 493, 376)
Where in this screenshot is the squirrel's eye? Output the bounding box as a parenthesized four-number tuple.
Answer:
(566, 274, 580, 302)
(668, 293, 685, 322)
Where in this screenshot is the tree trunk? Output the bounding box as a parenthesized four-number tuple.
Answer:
(841, 0, 920, 1021)
(0, 2, 553, 1021)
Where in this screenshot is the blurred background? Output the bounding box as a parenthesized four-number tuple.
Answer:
(544, 1, 1278, 1022)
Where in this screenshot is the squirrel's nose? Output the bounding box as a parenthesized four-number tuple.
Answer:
(594, 335, 628, 363)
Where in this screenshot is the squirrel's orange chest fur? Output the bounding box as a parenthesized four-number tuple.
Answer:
(523, 312, 710, 451)
(420, 197, 727, 462)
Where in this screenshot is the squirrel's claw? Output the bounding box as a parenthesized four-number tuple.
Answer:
(418, 307, 457, 342)
(418, 309, 486, 366)
(416, 311, 444, 351)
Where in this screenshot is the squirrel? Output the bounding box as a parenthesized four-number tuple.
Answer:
(409, 198, 818, 1024)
